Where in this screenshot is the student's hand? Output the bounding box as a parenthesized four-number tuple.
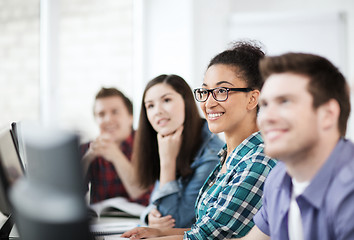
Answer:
(121, 227, 162, 239)
(157, 125, 184, 168)
(86, 135, 107, 158)
(90, 134, 125, 163)
(148, 208, 175, 228)
(81, 147, 96, 165)
(81, 136, 108, 166)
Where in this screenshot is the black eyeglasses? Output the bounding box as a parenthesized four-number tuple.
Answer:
(193, 87, 253, 102)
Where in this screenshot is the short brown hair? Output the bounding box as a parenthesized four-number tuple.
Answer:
(95, 87, 133, 115)
(259, 53, 351, 136)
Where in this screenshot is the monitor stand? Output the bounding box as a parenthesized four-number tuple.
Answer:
(0, 215, 19, 239)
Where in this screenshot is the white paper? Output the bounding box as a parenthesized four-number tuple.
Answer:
(104, 235, 130, 240)
(89, 197, 146, 217)
(90, 221, 138, 235)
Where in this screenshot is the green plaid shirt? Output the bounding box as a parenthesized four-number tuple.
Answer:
(184, 131, 277, 240)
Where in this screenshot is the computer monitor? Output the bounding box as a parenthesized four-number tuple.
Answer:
(0, 126, 24, 238)
(9, 125, 91, 240)
(10, 122, 27, 171)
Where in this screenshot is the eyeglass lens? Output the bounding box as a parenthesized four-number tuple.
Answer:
(194, 88, 228, 102)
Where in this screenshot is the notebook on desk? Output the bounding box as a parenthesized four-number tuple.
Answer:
(93, 234, 129, 240)
(90, 221, 138, 236)
(103, 235, 129, 240)
(88, 196, 146, 218)
(88, 197, 143, 236)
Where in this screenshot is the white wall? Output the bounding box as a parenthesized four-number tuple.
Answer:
(58, 0, 135, 141)
(143, 0, 354, 139)
(191, 0, 231, 88)
(228, 11, 347, 73)
(143, 0, 193, 82)
(227, 0, 354, 139)
(0, 0, 136, 142)
(0, 0, 40, 127)
(1, 0, 353, 140)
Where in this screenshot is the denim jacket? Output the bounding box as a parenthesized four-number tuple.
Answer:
(140, 121, 224, 228)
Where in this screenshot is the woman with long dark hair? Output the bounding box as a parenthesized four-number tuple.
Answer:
(134, 74, 224, 228)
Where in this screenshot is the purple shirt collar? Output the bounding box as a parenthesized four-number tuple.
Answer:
(276, 138, 344, 204)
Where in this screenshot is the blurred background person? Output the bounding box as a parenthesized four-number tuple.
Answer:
(135, 74, 224, 228)
(81, 87, 151, 205)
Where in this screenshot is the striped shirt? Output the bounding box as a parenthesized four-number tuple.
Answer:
(184, 131, 277, 239)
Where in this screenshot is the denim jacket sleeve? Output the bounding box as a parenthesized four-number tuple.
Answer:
(155, 158, 219, 228)
(140, 159, 219, 227)
(140, 122, 224, 228)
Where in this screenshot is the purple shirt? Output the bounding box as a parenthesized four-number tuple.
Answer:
(254, 138, 354, 240)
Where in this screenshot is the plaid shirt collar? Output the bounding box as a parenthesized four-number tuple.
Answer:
(217, 131, 263, 167)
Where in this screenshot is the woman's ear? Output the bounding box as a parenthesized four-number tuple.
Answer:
(247, 90, 260, 111)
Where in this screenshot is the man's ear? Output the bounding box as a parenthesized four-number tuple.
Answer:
(247, 90, 260, 111)
(318, 99, 340, 131)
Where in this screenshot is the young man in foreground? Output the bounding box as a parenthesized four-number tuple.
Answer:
(240, 53, 354, 240)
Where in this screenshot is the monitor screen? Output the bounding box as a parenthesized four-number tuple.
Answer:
(8, 126, 91, 240)
(0, 127, 24, 216)
(10, 122, 27, 171)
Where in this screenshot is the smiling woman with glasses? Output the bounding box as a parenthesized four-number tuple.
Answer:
(122, 41, 278, 240)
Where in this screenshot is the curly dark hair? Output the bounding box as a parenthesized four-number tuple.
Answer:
(207, 40, 265, 91)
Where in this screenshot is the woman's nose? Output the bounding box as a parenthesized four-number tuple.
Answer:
(154, 103, 163, 115)
(204, 93, 218, 108)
